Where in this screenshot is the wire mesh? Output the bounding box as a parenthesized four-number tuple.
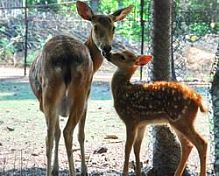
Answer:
(0, 0, 218, 175)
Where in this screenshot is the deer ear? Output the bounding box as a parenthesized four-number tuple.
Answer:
(76, 1, 94, 21)
(136, 55, 152, 66)
(111, 5, 134, 22)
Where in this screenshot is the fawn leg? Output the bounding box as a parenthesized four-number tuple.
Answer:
(185, 130, 207, 176)
(52, 116, 61, 176)
(78, 107, 88, 175)
(173, 129, 193, 176)
(123, 125, 137, 176)
(173, 122, 207, 176)
(133, 126, 146, 176)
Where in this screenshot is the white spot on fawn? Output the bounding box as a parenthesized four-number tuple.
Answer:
(177, 114, 182, 119)
(182, 106, 188, 114)
(183, 94, 188, 100)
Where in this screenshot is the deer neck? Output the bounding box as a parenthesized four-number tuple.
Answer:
(111, 68, 136, 97)
(85, 34, 104, 73)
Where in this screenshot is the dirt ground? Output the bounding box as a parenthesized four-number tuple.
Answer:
(0, 66, 215, 175)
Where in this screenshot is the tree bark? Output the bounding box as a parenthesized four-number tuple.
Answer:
(211, 44, 219, 174)
(150, 0, 181, 175)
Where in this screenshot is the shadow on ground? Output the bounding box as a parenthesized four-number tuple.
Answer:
(0, 167, 201, 176)
(0, 167, 124, 176)
(0, 78, 112, 101)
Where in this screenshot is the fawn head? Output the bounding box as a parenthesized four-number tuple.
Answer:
(76, 1, 133, 57)
(107, 50, 152, 71)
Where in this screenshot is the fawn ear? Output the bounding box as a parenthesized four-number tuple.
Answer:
(136, 55, 152, 66)
(111, 5, 134, 22)
(76, 1, 94, 21)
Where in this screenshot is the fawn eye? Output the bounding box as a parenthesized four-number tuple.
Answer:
(94, 25, 98, 32)
(120, 55, 125, 60)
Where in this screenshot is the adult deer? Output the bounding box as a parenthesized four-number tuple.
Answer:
(106, 50, 208, 176)
(29, 1, 133, 176)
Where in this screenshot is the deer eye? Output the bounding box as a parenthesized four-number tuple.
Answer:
(94, 25, 98, 32)
(112, 26, 115, 33)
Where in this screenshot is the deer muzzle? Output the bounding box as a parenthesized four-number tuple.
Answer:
(101, 45, 112, 58)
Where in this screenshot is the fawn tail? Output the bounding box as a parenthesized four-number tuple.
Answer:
(200, 103, 208, 113)
(197, 95, 208, 113)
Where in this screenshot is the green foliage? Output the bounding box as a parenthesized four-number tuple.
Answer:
(27, 0, 58, 5)
(0, 0, 218, 66)
(99, 0, 119, 13)
(99, 0, 151, 42)
(214, 23, 219, 33)
(190, 22, 210, 36)
(26, 50, 38, 65)
(0, 26, 6, 33)
(0, 37, 15, 60)
(27, 0, 59, 12)
(57, 3, 77, 16)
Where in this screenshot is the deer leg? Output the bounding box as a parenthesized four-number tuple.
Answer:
(44, 107, 57, 176)
(78, 107, 88, 176)
(63, 112, 80, 176)
(43, 79, 65, 176)
(63, 90, 87, 176)
(78, 88, 90, 176)
(133, 126, 146, 176)
(123, 125, 137, 176)
(173, 122, 207, 176)
(173, 129, 193, 176)
(52, 116, 61, 176)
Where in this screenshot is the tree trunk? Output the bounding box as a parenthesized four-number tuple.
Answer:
(151, 0, 172, 81)
(211, 44, 219, 174)
(150, 0, 181, 175)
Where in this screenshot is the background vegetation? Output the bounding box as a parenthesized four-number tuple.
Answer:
(0, 0, 218, 66)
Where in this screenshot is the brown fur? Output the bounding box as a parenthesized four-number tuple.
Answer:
(29, 2, 133, 176)
(108, 50, 208, 176)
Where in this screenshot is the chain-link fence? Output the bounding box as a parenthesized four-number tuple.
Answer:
(0, 0, 218, 81)
(0, 0, 218, 175)
(0, 0, 152, 78)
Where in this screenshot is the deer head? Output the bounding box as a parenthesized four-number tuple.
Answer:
(76, 1, 133, 57)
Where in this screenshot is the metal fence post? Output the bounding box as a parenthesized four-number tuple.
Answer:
(140, 0, 145, 80)
(24, 0, 28, 76)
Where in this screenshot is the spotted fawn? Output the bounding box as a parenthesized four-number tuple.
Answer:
(106, 50, 207, 176)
